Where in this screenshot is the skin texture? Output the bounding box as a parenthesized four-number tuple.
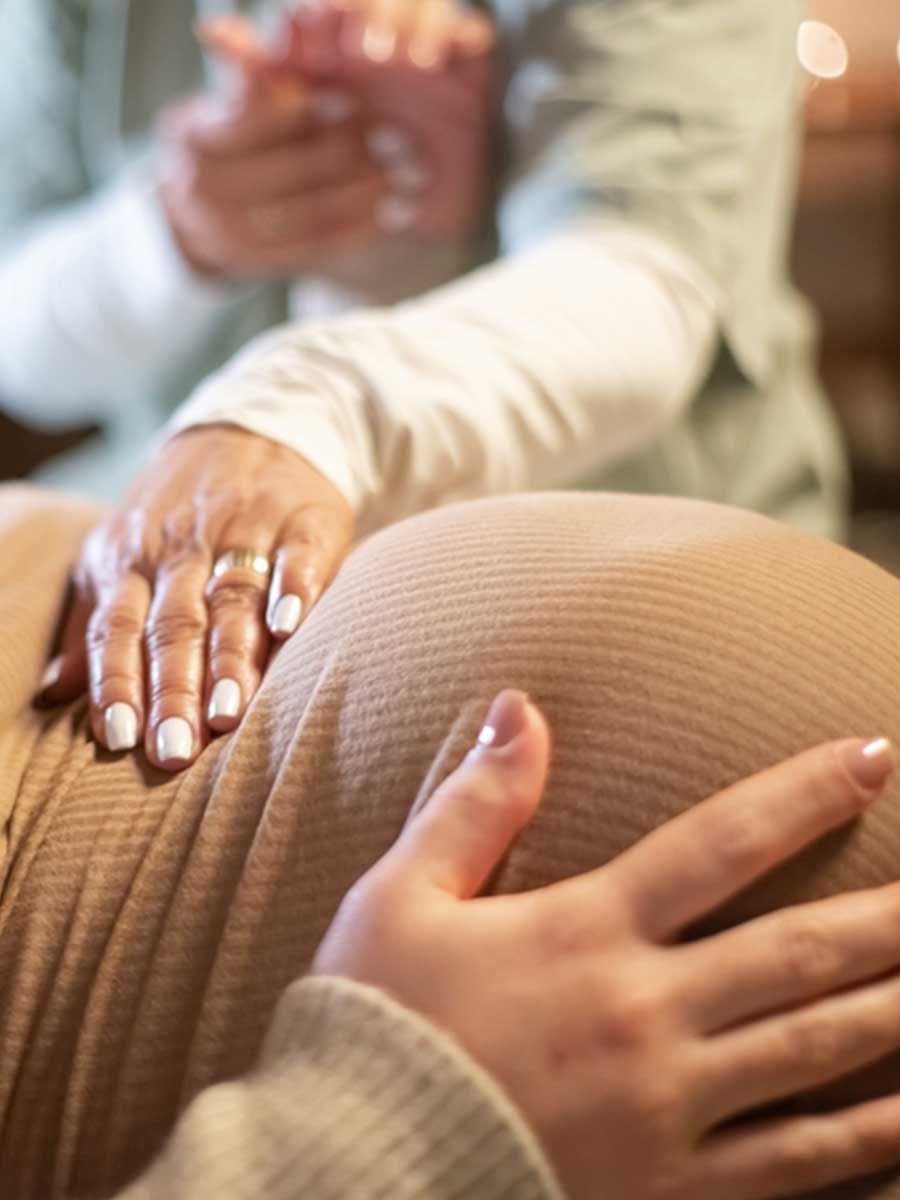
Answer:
(316, 690, 900, 1200)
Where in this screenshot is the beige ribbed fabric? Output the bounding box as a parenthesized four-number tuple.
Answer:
(3, 484, 900, 1199)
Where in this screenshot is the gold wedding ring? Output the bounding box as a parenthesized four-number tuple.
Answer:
(211, 549, 272, 581)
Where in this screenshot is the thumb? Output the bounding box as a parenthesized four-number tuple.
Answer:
(395, 690, 551, 899)
(34, 580, 90, 706)
(195, 14, 263, 66)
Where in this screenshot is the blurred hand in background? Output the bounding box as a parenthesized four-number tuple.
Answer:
(158, 0, 495, 283)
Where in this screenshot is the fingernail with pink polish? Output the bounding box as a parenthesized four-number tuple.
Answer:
(362, 22, 396, 62)
(312, 90, 355, 124)
(843, 737, 895, 794)
(388, 160, 432, 194)
(473, 690, 529, 753)
(367, 124, 414, 164)
(105, 703, 139, 753)
(376, 195, 417, 233)
(408, 36, 443, 70)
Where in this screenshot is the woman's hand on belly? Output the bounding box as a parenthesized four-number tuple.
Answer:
(36, 426, 353, 770)
(315, 689, 900, 1200)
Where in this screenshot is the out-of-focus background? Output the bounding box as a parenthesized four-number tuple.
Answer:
(1, 1, 898, 562)
(794, 1, 900, 570)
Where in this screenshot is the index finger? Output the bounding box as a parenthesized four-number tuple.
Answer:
(607, 737, 894, 942)
(162, 89, 312, 158)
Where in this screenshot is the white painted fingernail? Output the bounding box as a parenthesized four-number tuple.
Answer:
(388, 160, 432, 194)
(312, 89, 355, 124)
(208, 678, 241, 723)
(105, 703, 139, 753)
(376, 195, 417, 233)
(39, 656, 62, 692)
(270, 593, 303, 636)
(156, 717, 194, 764)
(367, 124, 414, 164)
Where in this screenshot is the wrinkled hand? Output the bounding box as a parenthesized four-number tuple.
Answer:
(316, 691, 900, 1199)
(39, 427, 353, 771)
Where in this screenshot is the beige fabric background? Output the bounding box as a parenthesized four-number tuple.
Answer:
(2, 485, 900, 1199)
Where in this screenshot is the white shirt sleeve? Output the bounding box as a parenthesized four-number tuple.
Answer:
(0, 164, 239, 430)
(166, 218, 719, 537)
(164, 0, 801, 534)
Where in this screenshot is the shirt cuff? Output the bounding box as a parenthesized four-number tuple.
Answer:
(122, 976, 566, 1200)
(99, 164, 239, 326)
(0, 163, 245, 426)
(163, 363, 365, 513)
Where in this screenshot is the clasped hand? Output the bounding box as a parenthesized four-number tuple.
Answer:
(159, 0, 495, 280)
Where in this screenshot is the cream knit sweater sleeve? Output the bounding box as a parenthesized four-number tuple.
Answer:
(115, 976, 566, 1200)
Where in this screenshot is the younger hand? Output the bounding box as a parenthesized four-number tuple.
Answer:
(316, 693, 900, 1199)
(253, 0, 496, 242)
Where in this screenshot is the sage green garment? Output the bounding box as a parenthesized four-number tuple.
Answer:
(0, 0, 848, 537)
(0, 0, 289, 496)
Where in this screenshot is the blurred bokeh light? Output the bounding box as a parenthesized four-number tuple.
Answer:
(797, 19, 849, 80)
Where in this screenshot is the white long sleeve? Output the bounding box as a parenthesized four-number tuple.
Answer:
(163, 0, 812, 534)
(162, 0, 805, 535)
(168, 219, 719, 536)
(0, 166, 238, 429)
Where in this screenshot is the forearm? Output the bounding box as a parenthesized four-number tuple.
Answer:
(168, 219, 718, 536)
(114, 977, 562, 1200)
(0, 166, 238, 429)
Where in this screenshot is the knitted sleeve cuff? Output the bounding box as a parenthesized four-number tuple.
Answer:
(120, 975, 566, 1200)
